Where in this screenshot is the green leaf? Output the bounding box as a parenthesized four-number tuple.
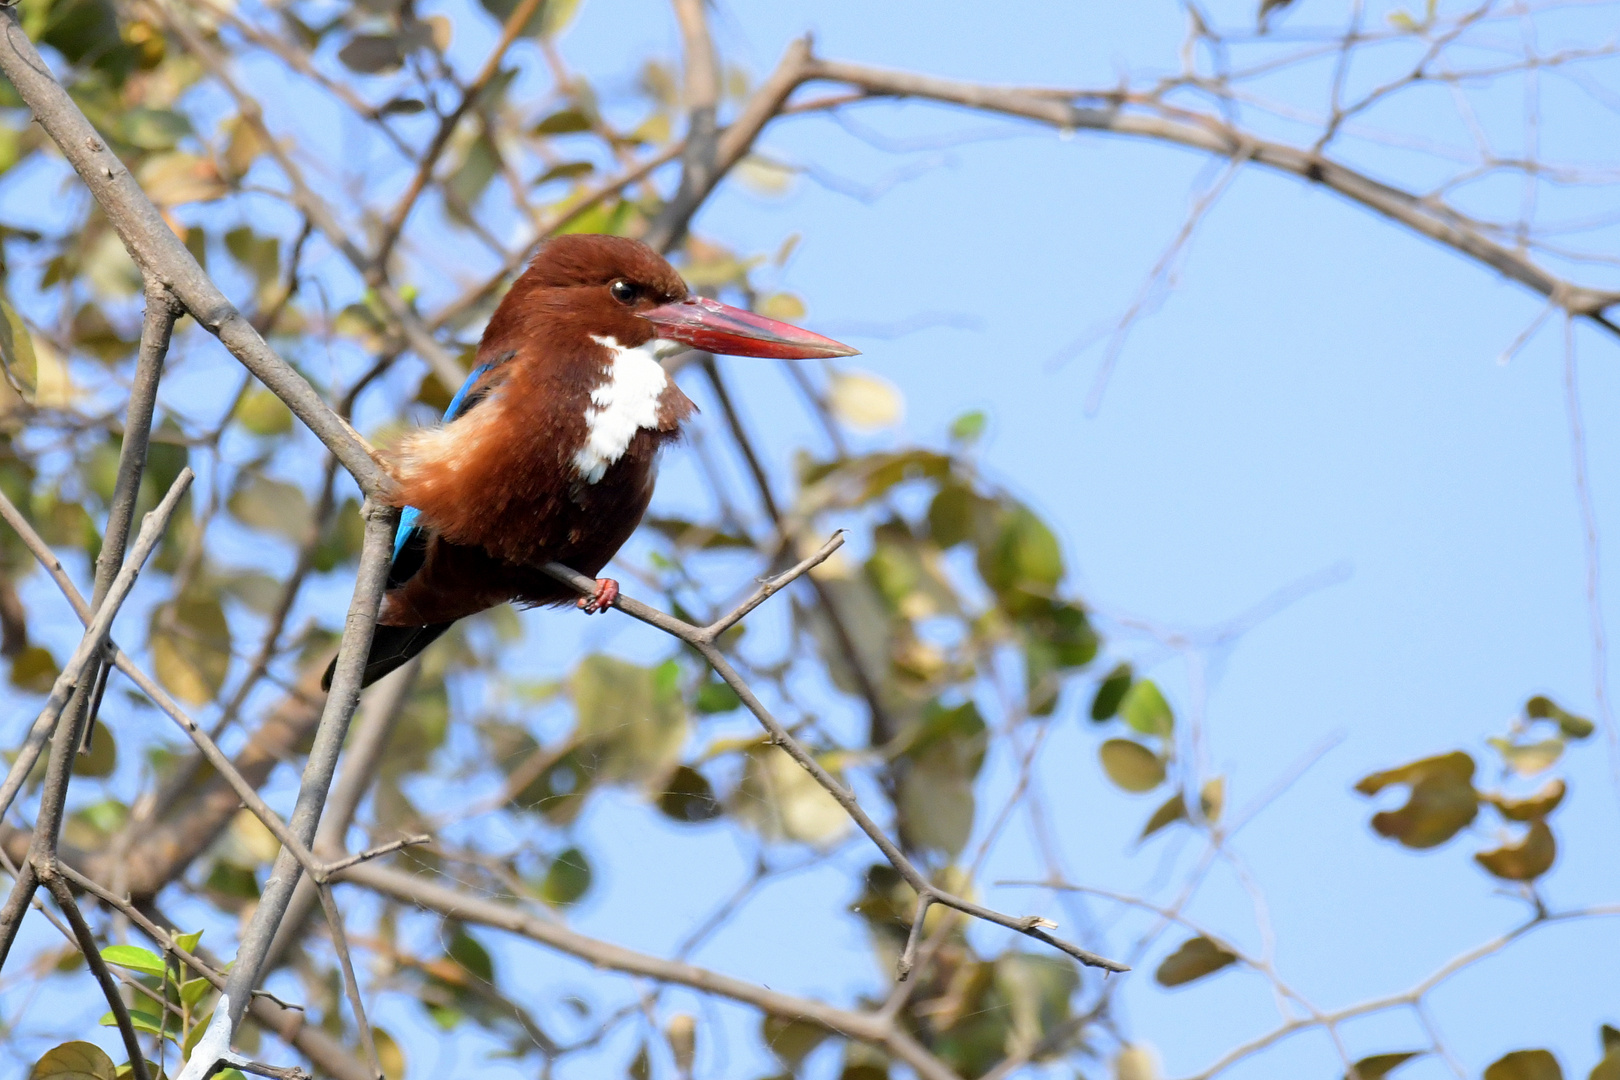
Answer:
(981, 506, 1063, 597)
(99, 944, 166, 976)
(180, 976, 213, 1008)
(446, 134, 500, 221)
(235, 387, 292, 436)
(100, 1004, 174, 1040)
(173, 928, 202, 953)
(540, 846, 592, 906)
(228, 474, 312, 544)
(534, 160, 594, 185)
(28, 1041, 117, 1080)
(1525, 695, 1594, 739)
(1099, 739, 1165, 793)
(570, 655, 688, 786)
(1345, 1051, 1422, 1080)
(10, 645, 60, 693)
(1154, 935, 1238, 987)
(949, 410, 987, 442)
(338, 33, 405, 74)
(657, 765, 722, 823)
(1121, 679, 1173, 737)
(0, 293, 38, 401)
(1090, 662, 1132, 721)
(694, 679, 741, 714)
(446, 924, 494, 982)
(762, 1015, 829, 1068)
(72, 726, 116, 777)
(1484, 1050, 1563, 1080)
(532, 108, 592, 136)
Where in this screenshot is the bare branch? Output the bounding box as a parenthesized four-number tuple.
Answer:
(0, 9, 389, 494)
(340, 861, 965, 1080)
(539, 539, 1128, 973)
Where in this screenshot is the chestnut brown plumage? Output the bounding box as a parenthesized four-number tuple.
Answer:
(325, 234, 857, 689)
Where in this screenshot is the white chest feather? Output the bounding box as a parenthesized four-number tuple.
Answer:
(572, 335, 676, 484)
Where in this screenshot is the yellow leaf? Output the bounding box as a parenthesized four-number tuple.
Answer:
(756, 292, 806, 321)
(735, 154, 795, 196)
(733, 745, 848, 846)
(1474, 819, 1557, 881)
(829, 370, 904, 430)
(139, 152, 229, 206)
(1114, 1043, 1161, 1080)
(1099, 738, 1164, 793)
(31, 336, 76, 408)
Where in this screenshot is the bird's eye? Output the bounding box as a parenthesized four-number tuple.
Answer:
(610, 280, 637, 305)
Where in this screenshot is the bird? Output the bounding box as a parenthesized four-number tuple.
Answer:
(324, 234, 857, 691)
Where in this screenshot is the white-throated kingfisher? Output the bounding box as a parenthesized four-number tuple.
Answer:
(324, 234, 857, 690)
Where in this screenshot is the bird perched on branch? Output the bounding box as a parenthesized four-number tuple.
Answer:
(325, 234, 857, 690)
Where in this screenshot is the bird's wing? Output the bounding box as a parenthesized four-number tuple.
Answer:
(388, 359, 503, 589)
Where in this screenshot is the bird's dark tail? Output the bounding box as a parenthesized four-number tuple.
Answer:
(322, 621, 455, 692)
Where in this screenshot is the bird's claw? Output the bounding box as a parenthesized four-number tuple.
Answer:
(578, 577, 618, 614)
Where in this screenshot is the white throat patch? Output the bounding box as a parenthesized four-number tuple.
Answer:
(572, 335, 676, 484)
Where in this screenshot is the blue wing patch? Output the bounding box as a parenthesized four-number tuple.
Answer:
(388, 360, 501, 589)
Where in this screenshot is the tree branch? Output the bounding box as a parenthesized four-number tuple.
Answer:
(339, 860, 965, 1080)
(0, 9, 389, 494)
(539, 536, 1128, 974)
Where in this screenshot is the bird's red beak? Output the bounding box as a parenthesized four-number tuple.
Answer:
(638, 296, 859, 359)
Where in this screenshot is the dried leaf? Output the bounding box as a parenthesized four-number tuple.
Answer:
(1355, 751, 1478, 849)
(1484, 1049, 1563, 1080)
(1486, 778, 1565, 822)
(757, 292, 805, 321)
(138, 152, 228, 206)
(1489, 736, 1563, 776)
(1155, 935, 1238, 987)
(150, 591, 232, 705)
(733, 745, 848, 846)
(373, 1029, 406, 1080)
(735, 154, 796, 196)
(1526, 695, 1594, 739)
(1139, 791, 1186, 841)
(1346, 1051, 1423, 1079)
(1474, 819, 1557, 881)
(1099, 738, 1165, 793)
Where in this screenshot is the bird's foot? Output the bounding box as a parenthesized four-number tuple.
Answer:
(578, 577, 619, 614)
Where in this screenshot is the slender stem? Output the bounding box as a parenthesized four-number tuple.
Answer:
(0, 469, 193, 965)
(538, 544, 1127, 973)
(41, 872, 153, 1080)
(82, 282, 180, 748)
(371, 0, 548, 269)
(177, 501, 396, 1078)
